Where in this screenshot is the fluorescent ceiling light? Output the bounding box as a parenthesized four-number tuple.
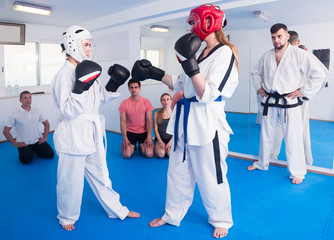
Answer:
(13, 1, 52, 16)
(254, 10, 270, 22)
(150, 25, 169, 33)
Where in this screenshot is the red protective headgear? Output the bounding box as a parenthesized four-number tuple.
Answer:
(188, 4, 227, 41)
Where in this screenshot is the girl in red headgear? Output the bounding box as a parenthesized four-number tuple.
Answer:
(131, 3, 239, 238)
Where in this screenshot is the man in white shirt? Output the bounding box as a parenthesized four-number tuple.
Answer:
(3, 91, 54, 164)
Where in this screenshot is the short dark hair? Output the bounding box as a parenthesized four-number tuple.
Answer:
(270, 23, 288, 34)
(128, 78, 141, 88)
(20, 90, 31, 99)
(288, 30, 299, 45)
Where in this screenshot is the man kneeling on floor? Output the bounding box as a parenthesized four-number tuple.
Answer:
(3, 91, 54, 164)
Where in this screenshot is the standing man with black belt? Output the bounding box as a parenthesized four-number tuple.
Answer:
(247, 23, 328, 184)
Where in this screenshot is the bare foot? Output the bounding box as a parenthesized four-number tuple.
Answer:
(149, 218, 166, 227)
(213, 227, 228, 238)
(127, 211, 140, 218)
(292, 178, 303, 184)
(247, 165, 256, 171)
(61, 224, 75, 231)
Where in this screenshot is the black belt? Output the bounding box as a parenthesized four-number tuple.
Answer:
(261, 91, 303, 122)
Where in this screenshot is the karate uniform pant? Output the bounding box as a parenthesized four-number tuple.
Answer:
(269, 121, 283, 160)
(56, 144, 129, 225)
(254, 106, 307, 179)
(262, 101, 312, 164)
(256, 92, 262, 125)
(162, 129, 233, 229)
(257, 96, 283, 160)
(301, 101, 313, 165)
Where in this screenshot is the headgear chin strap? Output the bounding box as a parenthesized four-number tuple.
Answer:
(188, 4, 226, 41)
(61, 25, 93, 62)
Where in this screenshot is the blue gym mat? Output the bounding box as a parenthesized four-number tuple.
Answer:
(0, 131, 333, 240)
(228, 112, 334, 169)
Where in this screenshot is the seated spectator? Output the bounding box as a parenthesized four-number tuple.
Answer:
(118, 79, 154, 158)
(3, 91, 54, 164)
(154, 93, 173, 158)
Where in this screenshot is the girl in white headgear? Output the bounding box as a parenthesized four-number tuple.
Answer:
(52, 25, 140, 231)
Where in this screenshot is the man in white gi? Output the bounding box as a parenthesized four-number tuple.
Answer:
(289, 31, 329, 165)
(264, 31, 305, 163)
(3, 90, 54, 164)
(247, 23, 328, 184)
(131, 4, 239, 238)
(52, 25, 140, 231)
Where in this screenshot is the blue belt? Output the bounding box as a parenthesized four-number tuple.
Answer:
(174, 96, 222, 160)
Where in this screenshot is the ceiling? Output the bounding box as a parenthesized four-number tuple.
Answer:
(0, 0, 158, 27)
(1, 0, 334, 38)
(141, 0, 334, 38)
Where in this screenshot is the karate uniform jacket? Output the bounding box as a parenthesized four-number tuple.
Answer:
(167, 44, 239, 147)
(252, 44, 328, 105)
(52, 61, 120, 155)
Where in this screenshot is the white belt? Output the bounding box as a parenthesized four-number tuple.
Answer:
(78, 113, 107, 154)
(78, 113, 110, 186)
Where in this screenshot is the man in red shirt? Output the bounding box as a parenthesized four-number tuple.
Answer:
(118, 79, 154, 158)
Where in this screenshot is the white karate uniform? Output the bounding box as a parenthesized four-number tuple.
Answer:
(299, 100, 313, 165)
(252, 44, 328, 179)
(256, 93, 283, 160)
(300, 52, 329, 165)
(52, 60, 129, 225)
(162, 44, 238, 228)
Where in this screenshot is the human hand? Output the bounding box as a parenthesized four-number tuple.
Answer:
(131, 59, 165, 81)
(122, 138, 131, 151)
(72, 60, 102, 94)
(105, 64, 130, 92)
(258, 88, 268, 98)
(157, 140, 165, 150)
(286, 89, 302, 99)
(174, 33, 201, 77)
(16, 142, 27, 148)
(38, 137, 46, 144)
(166, 141, 172, 151)
(145, 138, 153, 149)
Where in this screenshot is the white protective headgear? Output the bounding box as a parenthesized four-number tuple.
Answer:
(61, 25, 93, 62)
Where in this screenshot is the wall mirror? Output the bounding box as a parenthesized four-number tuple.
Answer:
(139, 0, 334, 173)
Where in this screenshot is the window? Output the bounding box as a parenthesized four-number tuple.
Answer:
(140, 49, 163, 85)
(4, 42, 38, 87)
(140, 37, 165, 85)
(40, 43, 65, 85)
(2, 42, 64, 96)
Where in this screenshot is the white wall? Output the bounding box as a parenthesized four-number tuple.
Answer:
(1, 12, 334, 142)
(291, 22, 334, 121)
(225, 29, 252, 113)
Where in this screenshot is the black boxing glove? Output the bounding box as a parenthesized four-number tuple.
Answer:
(73, 60, 102, 94)
(105, 64, 130, 92)
(131, 59, 165, 81)
(174, 33, 201, 77)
